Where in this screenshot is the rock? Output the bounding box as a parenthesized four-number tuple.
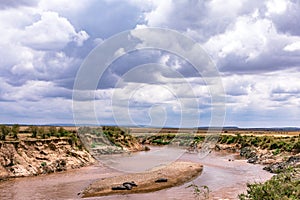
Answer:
(155, 178, 168, 183)
(261, 158, 276, 165)
(54, 159, 67, 172)
(40, 150, 48, 155)
(287, 156, 300, 164)
(10, 165, 32, 177)
(263, 162, 285, 173)
(215, 144, 221, 151)
(240, 147, 257, 159)
(48, 143, 56, 151)
(0, 165, 9, 180)
(263, 155, 300, 173)
(247, 156, 258, 164)
(144, 146, 151, 151)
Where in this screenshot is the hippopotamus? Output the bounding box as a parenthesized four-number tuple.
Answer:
(155, 178, 168, 183)
(111, 181, 138, 190)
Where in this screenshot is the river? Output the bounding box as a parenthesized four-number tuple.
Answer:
(0, 147, 273, 200)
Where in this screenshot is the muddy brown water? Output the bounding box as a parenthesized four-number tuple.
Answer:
(0, 147, 273, 200)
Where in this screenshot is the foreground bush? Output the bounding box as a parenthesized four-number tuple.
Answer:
(239, 168, 300, 200)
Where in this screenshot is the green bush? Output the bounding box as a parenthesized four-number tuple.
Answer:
(91, 143, 96, 148)
(152, 139, 170, 145)
(0, 125, 10, 140)
(58, 127, 69, 137)
(239, 169, 300, 200)
(49, 126, 57, 136)
(272, 148, 281, 155)
(11, 124, 19, 139)
(30, 126, 38, 138)
(226, 136, 236, 144)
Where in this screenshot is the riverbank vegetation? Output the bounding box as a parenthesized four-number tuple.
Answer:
(218, 134, 300, 153)
(239, 167, 300, 200)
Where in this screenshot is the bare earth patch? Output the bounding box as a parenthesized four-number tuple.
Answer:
(81, 161, 203, 198)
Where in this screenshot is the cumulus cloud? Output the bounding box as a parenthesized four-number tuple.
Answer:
(21, 11, 89, 50)
(1, 0, 300, 127)
(265, 0, 288, 16)
(136, 0, 300, 73)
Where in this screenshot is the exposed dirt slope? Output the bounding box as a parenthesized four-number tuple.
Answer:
(0, 138, 95, 180)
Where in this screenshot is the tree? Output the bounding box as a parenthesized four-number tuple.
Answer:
(49, 126, 57, 137)
(38, 127, 46, 139)
(12, 124, 20, 139)
(30, 126, 38, 138)
(58, 127, 68, 137)
(0, 125, 10, 140)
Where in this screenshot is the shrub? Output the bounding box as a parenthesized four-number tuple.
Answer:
(239, 169, 300, 200)
(186, 183, 210, 199)
(272, 148, 281, 155)
(269, 142, 278, 150)
(226, 136, 236, 144)
(11, 124, 20, 139)
(49, 126, 57, 136)
(58, 127, 68, 137)
(292, 141, 300, 153)
(30, 126, 38, 138)
(91, 143, 96, 148)
(0, 125, 10, 140)
(152, 139, 170, 145)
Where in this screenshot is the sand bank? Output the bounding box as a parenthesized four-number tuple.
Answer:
(82, 161, 203, 198)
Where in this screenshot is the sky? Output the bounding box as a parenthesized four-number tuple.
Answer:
(0, 0, 300, 127)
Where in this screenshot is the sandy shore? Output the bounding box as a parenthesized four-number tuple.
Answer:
(81, 161, 203, 198)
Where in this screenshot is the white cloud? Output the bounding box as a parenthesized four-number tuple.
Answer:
(204, 16, 273, 61)
(0, 80, 71, 102)
(208, 0, 246, 17)
(223, 69, 300, 111)
(265, 0, 288, 16)
(21, 11, 89, 50)
(114, 48, 126, 58)
(144, 0, 173, 26)
(283, 41, 300, 52)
